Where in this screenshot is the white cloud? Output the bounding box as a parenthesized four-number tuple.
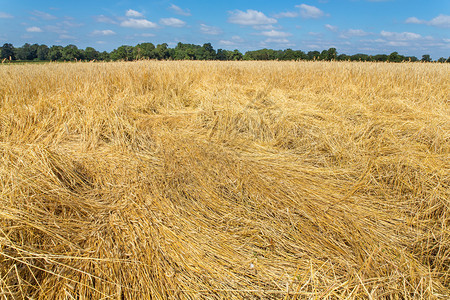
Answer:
(44, 25, 67, 34)
(231, 35, 243, 42)
(228, 9, 277, 26)
(60, 20, 83, 28)
(429, 15, 450, 28)
(219, 40, 236, 46)
(139, 33, 156, 37)
(263, 38, 292, 45)
(200, 24, 221, 35)
(274, 11, 298, 18)
(26, 26, 43, 33)
(340, 29, 371, 38)
(296, 4, 325, 19)
(59, 34, 76, 40)
(259, 30, 292, 38)
(325, 24, 338, 32)
(30, 10, 57, 20)
(387, 41, 410, 47)
(95, 15, 117, 24)
(306, 44, 320, 49)
(380, 30, 421, 41)
(405, 17, 425, 24)
(159, 17, 186, 27)
(253, 24, 276, 30)
(0, 12, 13, 19)
(219, 36, 243, 47)
(92, 30, 116, 36)
(348, 29, 369, 36)
(405, 14, 450, 28)
(121, 19, 158, 29)
(126, 9, 144, 18)
(169, 4, 191, 17)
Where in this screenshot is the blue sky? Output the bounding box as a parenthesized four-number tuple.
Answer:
(1, 0, 449, 58)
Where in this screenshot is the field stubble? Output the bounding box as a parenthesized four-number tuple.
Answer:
(0, 61, 449, 299)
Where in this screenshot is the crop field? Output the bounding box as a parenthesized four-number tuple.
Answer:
(0, 61, 449, 299)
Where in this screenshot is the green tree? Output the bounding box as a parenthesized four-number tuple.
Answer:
(133, 43, 155, 59)
(278, 49, 305, 60)
(318, 49, 328, 60)
(0, 43, 15, 60)
(307, 51, 320, 60)
(202, 43, 216, 60)
(421, 54, 431, 62)
(406, 56, 419, 62)
(230, 49, 243, 60)
(98, 51, 110, 61)
(372, 54, 387, 62)
(388, 52, 401, 62)
(84, 47, 99, 61)
(110, 45, 134, 61)
(351, 53, 371, 61)
(327, 48, 337, 60)
(155, 43, 170, 60)
(16, 43, 30, 60)
(29, 44, 39, 60)
(62, 44, 82, 61)
(37, 45, 49, 60)
(216, 49, 228, 60)
(337, 54, 350, 61)
(48, 45, 63, 61)
(244, 49, 277, 60)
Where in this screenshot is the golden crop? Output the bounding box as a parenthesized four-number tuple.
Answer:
(0, 61, 449, 298)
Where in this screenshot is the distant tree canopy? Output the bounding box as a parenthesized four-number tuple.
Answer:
(1, 42, 448, 63)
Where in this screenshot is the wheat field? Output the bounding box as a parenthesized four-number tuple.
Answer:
(0, 61, 449, 299)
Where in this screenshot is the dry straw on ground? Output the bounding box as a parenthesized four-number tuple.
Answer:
(0, 60, 449, 299)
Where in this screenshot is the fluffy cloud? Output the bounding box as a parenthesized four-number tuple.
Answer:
(348, 29, 370, 36)
(325, 24, 338, 32)
(380, 31, 422, 41)
(259, 30, 292, 38)
(0, 12, 13, 19)
(169, 4, 191, 17)
(429, 15, 450, 28)
(228, 9, 277, 26)
(30, 10, 57, 20)
(92, 30, 116, 36)
(219, 36, 243, 46)
(200, 24, 222, 35)
(262, 38, 293, 46)
(95, 15, 117, 24)
(265, 38, 290, 43)
(405, 14, 450, 28)
(59, 34, 76, 40)
(340, 29, 371, 38)
(44, 25, 67, 34)
(274, 11, 298, 18)
(296, 4, 325, 19)
(405, 17, 425, 24)
(125, 9, 144, 18)
(253, 24, 276, 30)
(121, 19, 158, 29)
(160, 18, 186, 27)
(26, 26, 43, 33)
(219, 40, 236, 46)
(138, 33, 155, 37)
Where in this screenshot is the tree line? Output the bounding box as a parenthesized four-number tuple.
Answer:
(1, 42, 449, 63)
